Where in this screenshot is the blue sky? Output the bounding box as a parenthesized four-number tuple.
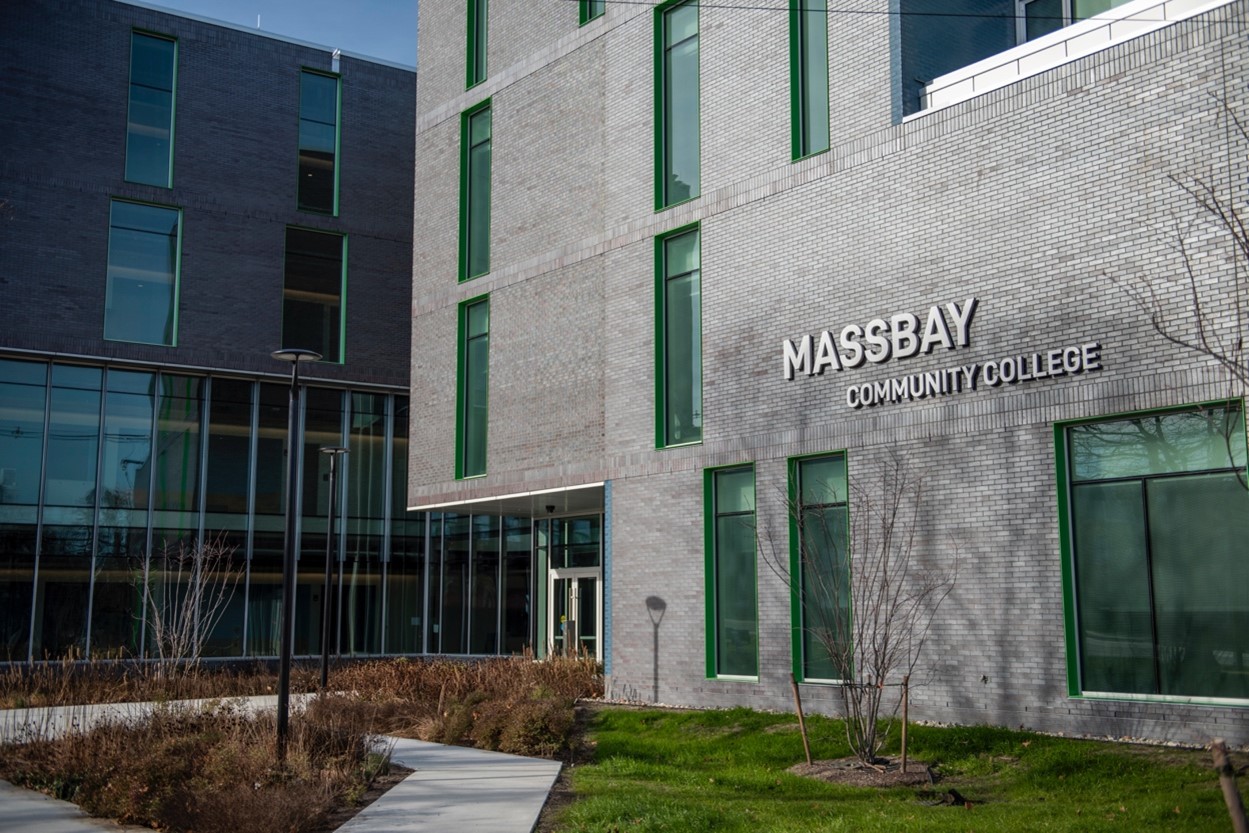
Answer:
(144, 0, 418, 66)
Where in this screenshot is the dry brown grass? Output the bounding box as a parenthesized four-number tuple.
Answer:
(0, 698, 390, 833)
(0, 658, 316, 710)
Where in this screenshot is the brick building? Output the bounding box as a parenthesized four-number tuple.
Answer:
(0, 0, 417, 660)
(409, 0, 1249, 743)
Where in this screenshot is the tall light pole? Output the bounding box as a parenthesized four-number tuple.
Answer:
(319, 445, 348, 691)
(271, 347, 320, 760)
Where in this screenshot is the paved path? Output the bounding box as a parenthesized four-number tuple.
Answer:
(0, 697, 562, 833)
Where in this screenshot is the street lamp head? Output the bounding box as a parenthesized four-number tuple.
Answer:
(271, 348, 323, 364)
(320, 445, 350, 457)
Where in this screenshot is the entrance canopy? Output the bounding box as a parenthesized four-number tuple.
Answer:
(409, 482, 604, 518)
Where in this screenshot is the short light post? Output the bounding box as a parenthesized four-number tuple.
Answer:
(271, 347, 321, 761)
(319, 445, 348, 691)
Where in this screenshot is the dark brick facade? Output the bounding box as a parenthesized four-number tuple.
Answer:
(0, 0, 414, 387)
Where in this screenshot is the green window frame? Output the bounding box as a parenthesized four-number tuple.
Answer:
(298, 69, 341, 215)
(788, 453, 850, 682)
(789, 0, 830, 160)
(655, 224, 702, 448)
(104, 199, 181, 346)
(705, 464, 758, 679)
(580, 0, 605, 24)
(282, 227, 347, 363)
(459, 100, 493, 282)
(125, 31, 177, 187)
(654, 0, 700, 210)
(1056, 402, 1249, 704)
(456, 295, 490, 479)
(467, 0, 488, 88)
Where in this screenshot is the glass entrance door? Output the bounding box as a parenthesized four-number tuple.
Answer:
(549, 569, 600, 659)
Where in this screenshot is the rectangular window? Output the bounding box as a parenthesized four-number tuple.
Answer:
(705, 465, 758, 678)
(655, 225, 701, 447)
(298, 70, 340, 214)
(655, 0, 699, 209)
(580, 0, 605, 24)
(467, 0, 488, 88)
(789, 0, 829, 159)
(789, 454, 850, 681)
(282, 227, 346, 363)
(105, 200, 181, 346)
(459, 102, 492, 281)
(125, 32, 176, 187)
(457, 296, 490, 478)
(1059, 404, 1249, 702)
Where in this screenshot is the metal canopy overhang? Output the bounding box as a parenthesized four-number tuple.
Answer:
(407, 482, 605, 518)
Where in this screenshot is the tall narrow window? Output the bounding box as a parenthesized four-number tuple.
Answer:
(790, 0, 829, 159)
(1061, 405, 1249, 701)
(298, 70, 340, 214)
(467, 0, 488, 88)
(126, 32, 176, 187)
(655, 226, 701, 447)
(282, 227, 346, 363)
(457, 296, 490, 478)
(655, 0, 699, 209)
(706, 465, 758, 678)
(459, 102, 492, 281)
(580, 0, 605, 24)
(790, 454, 850, 681)
(105, 200, 181, 346)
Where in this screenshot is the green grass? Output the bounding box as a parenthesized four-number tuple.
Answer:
(556, 707, 1245, 832)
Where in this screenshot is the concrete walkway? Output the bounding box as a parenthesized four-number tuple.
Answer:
(0, 697, 562, 833)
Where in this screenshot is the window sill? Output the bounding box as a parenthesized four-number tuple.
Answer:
(911, 0, 1233, 117)
(1079, 690, 1249, 708)
(711, 674, 759, 683)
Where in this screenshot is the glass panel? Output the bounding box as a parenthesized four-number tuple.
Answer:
(247, 530, 284, 655)
(105, 202, 179, 346)
(44, 369, 102, 510)
(348, 393, 387, 520)
(470, 515, 500, 654)
(92, 527, 146, 658)
(254, 383, 289, 517)
(714, 467, 757, 677)
(126, 33, 175, 187)
(1024, 0, 1064, 39)
(153, 374, 202, 514)
(199, 531, 247, 658)
(341, 529, 382, 654)
(386, 517, 425, 654)
(1070, 407, 1245, 481)
(295, 530, 326, 656)
(301, 387, 344, 519)
(440, 514, 470, 653)
(0, 524, 37, 661)
(576, 576, 597, 655)
(468, 0, 488, 85)
(663, 3, 699, 205)
(205, 378, 253, 516)
(465, 108, 492, 278)
(391, 396, 410, 519)
(552, 515, 600, 569)
(797, 0, 829, 156)
(33, 525, 93, 659)
(1072, 480, 1155, 694)
(1073, 0, 1127, 18)
(1147, 473, 1249, 699)
(663, 231, 701, 445)
(298, 71, 338, 213)
(799, 455, 846, 506)
(0, 366, 48, 508)
(426, 514, 445, 652)
(462, 301, 489, 477)
(503, 516, 531, 653)
(99, 372, 155, 529)
(582, 0, 605, 21)
(800, 504, 849, 680)
(283, 229, 344, 362)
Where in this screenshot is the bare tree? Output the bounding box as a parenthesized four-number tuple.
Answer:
(764, 451, 956, 765)
(1116, 97, 1249, 395)
(142, 535, 241, 677)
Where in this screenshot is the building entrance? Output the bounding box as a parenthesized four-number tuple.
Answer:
(549, 569, 600, 659)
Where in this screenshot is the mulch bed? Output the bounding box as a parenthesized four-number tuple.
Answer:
(789, 756, 935, 788)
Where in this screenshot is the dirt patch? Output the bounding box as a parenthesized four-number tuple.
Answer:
(313, 763, 414, 833)
(533, 702, 601, 833)
(790, 756, 935, 788)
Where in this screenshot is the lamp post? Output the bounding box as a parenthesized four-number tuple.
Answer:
(319, 445, 348, 691)
(271, 347, 321, 761)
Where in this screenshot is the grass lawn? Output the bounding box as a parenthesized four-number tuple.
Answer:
(556, 706, 1245, 832)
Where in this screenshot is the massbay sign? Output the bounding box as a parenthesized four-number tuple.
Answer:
(781, 298, 1103, 409)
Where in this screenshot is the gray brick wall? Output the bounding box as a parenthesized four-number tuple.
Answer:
(412, 0, 1249, 744)
(0, 0, 414, 388)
